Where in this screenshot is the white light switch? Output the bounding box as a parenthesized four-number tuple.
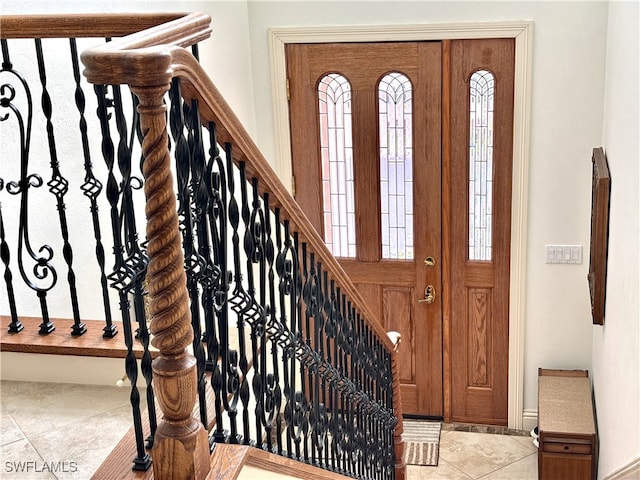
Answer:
(545, 245, 583, 264)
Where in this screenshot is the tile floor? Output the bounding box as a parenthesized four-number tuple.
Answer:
(0, 381, 538, 479)
(409, 428, 538, 479)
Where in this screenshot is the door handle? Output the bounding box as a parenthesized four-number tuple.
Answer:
(418, 285, 436, 304)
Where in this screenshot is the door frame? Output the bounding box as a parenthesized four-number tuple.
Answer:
(268, 21, 533, 430)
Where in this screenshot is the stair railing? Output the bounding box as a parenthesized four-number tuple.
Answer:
(82, 13, 406, 479)
(1, 12, 406, 479)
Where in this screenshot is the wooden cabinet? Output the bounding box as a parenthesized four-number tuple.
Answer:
(538, 369, 597, 480)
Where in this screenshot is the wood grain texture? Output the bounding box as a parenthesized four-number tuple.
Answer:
(245, 448, 350, 480)
(81, 13, 212, 87)
(383, 288, 414, 383)
(449, 38, 514, 425)
(467, 289, 491, 387)
(0, 316, 153, 359)
(588, 147, 610, 325)
(161, 47, 397, 354)
(134, 83, 209, 479)
(441, 39, 453, 424)
(206, 444, 250, 480)
(390, 335, 407, 480)
(92, 371, 220, 479)
(285, 42, 442, 416)
(0, 14, 188, 39)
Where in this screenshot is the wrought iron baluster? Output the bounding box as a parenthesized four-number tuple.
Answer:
(275, 210, 293, 457)
(188, 98, 209, 434)
(113, 83, 153, 421)
(35, 38, 84, 336)
(69, 38, 116, 338)
(326, 279, 338, 472)
(171, 86, 208, 432)
(0, 179, 20, 332)
(337, 290, 349, 475)
(292, 232, 304, 460)
(281, 229, 304, 460)
(94, 83, 150, 471)
(239, 163, 263, 446)
(263, 202, 287, 456)
(244, 175, 261, 446)
(225, 142, 243, 444)
(307, 254, 322, 466)
(0, 43, 20, 332)
(189, 109, 222, 449)
(2, 38, 57, 333)
(300, 243, 311, 463)
(321, 269, 331, 469)
(207, 124, 229, 444)
(127, 92, 158, 449)
(191, 118, 217, 384)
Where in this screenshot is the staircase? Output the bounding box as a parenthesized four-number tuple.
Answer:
(0, 13, 405, 479)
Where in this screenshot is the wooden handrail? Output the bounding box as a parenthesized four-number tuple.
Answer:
(170, 49, 398, 353)
(1, 10, 404, 478)
(0, 13, 192, 39)
(78, 13, 213, 480)
(79, 15, 395, 354)
(81, 14, 406, 480)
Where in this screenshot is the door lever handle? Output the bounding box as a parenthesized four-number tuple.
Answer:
(418, 285, 436, 304)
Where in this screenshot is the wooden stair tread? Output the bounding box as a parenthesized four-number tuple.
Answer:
(91, 372, 216, 479)
(92, 375, 349, 479)
(1, 316, 154, 359)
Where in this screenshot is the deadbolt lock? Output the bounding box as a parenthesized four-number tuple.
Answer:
(424, 256, 436, 267)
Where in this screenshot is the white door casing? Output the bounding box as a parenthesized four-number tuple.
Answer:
(268, 21, 533, 429)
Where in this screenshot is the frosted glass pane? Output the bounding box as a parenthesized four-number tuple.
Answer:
(468, 70, 494, 261)
(379, 72, 414, 260)
(318, 73, 356, 258)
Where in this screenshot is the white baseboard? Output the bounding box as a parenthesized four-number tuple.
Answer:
(522, 408, 538, 432)
(1, 352, 128, 386)
(603, 456, 640, 480)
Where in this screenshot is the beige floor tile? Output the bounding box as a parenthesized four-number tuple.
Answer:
(511, 434, 538, 450)
(438, 431, 536, 479)
(407, 459, 473, 479)
(26, 404, 136, 479)
(1, 381, 135, 438)
(0, 438, 56, 479)
(479, 452, 538, 480)
(1, 413, 25, 446)
(0, 381, 540, 479)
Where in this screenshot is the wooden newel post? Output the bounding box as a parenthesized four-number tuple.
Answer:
(388, 331, 406, 480)
(133, 83, 210, 480)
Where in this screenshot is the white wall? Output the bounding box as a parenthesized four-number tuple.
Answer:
(5, 5, 632, 461)
(245, 0, 607, 416)
(0, 1, 256, 320)
(0, 0, 257, 135)
(593, 1, 640, 478)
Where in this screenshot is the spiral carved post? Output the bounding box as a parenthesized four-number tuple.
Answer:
(133, 83, 210, 480)
(388, 331, 406, 480)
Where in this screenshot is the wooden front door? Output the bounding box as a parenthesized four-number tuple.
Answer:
(287, 42, 443, 417)
(448, 39, 514, 425)
(286, 39, 514, 422)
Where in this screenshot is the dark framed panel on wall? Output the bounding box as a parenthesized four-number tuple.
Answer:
(588, 147, 611, 325)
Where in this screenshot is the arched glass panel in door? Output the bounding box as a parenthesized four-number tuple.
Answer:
(468, 69, 495, 261)
(379, 72, 414, 260)
(317, 73, 356, 258)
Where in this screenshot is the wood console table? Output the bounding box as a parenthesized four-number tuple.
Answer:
(538, 369, 597, 480)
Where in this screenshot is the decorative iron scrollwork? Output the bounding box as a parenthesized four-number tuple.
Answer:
(1, 40, 57, 333)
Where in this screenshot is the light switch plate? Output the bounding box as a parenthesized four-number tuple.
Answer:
(545, 245, 582, 264)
